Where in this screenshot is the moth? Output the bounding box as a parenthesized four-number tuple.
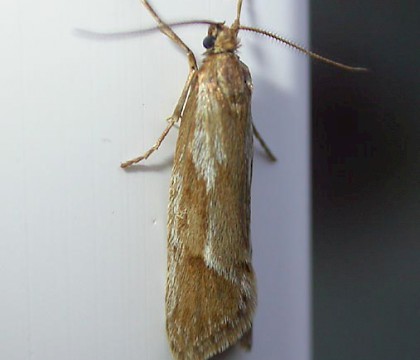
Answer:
(120, 1, 365, 359)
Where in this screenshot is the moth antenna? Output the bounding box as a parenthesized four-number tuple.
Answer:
(76, 19, 367, 72)
(236, 0, 243, 24)
(239, 25, 368, 72)
(231, 0, 243, 31)
(74, 20, 217, 39)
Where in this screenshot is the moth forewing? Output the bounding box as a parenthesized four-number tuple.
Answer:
(166, 49, 256, 358)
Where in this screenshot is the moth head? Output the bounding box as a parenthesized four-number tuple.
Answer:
(203, 22, 240, 54)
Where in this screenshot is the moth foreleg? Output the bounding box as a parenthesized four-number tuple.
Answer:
(140, 0, 197, 72)
(121, 69, 197, 168)
(120, 1, 199, 168)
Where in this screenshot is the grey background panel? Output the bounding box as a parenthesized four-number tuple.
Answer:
(311, 1, 419, 359)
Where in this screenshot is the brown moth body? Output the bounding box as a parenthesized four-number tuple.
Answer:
(166, 24, 255, 359)
(120, 1, 366, 359)
(120, 2, 259, 358)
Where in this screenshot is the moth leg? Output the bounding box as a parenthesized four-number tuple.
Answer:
(121, 69, 196, 168)
(166, 117, 180, 129)
(252, 122, 277, 161)
(121, 1, 199, 168)
(140, 0, 198, 72)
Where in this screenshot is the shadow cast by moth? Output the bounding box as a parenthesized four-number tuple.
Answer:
(119, 1, 366, 359)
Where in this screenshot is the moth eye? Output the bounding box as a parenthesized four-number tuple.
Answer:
(203, 35, 216, 49)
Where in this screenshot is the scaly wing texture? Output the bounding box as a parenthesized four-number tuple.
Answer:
(166, 54, 255, 360)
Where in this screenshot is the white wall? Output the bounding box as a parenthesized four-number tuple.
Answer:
(0, 1, 309, 359)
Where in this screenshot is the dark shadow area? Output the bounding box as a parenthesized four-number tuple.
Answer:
(312, 1, 420, 359)
(212, 345, 239, 360)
